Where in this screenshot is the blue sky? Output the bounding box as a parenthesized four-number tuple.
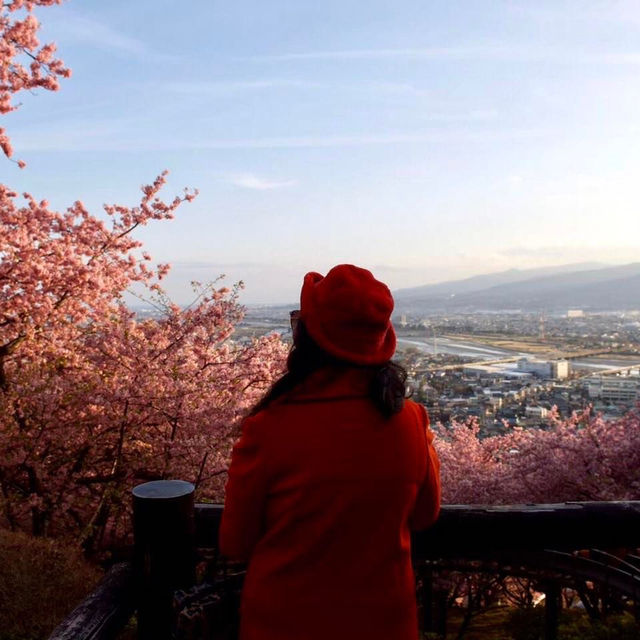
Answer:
(4, 0, 640, 303)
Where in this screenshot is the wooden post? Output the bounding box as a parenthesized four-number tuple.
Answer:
(434, 587, 448, 638)
(544, 581, 560, 640)
(418, 567, 447, 638)
(420, 567, 435, 634)
(133, 480, 196, 640)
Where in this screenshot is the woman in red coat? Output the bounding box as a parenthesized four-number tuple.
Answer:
(219, 264, 441, 640)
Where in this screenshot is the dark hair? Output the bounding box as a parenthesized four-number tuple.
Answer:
(250, 321, 409, 418)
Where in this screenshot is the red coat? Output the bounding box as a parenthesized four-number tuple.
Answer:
(219, 366, 441, 640)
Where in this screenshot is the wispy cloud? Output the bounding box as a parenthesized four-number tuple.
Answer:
(166, 81, 499, 122)
(369, 82, 432, 98)
(225, 173, 297, 190)
(497, 244, 637, 264)
(166, 80, 325, 95)
(507, 174, 524, 188)
(46, 12, 179, 61)
(192, 128, 546, 151)
(509, 2, 640, 29)
(246, 45, 640, 66)
(597, 52, 640, 65)
(246, 46, 503, 62)
(170, 261, 269, 269)
(11, 116, 140, 152)
(13, 126, 548, 152)
(422, 109, 499, 123)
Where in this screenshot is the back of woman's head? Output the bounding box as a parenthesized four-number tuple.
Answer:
(299, 264, 396, 366)
(251, 321, 408, 418)
(250, 264, 408, 417)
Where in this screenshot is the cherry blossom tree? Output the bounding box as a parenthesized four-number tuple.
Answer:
(0, 174, 287, 546)
(431, 409, 640, 631)
(1, 0, 70, 166)
(0, 0, 288, 549)
(435, 407, 640, 505)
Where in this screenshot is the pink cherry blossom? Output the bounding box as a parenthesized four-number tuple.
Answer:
(1, 0, 70, 164)
(0, 179, 287, 547)
(435, 407, 640, 505)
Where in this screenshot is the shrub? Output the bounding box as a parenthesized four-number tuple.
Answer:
(0, 529, 101, 640)
(505, 606, 640, 640)
(504, 606, 545, 640)
(558, 610, 640, 640)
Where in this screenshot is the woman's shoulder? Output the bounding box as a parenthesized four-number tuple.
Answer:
(403, 397, 428, 414)
(241, 398, 293, 431)
(400, 398, 430, 427)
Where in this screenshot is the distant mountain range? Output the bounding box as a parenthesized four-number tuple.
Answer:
(393, 262, 640, 313)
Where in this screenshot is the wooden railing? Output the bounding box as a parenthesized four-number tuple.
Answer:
(46, 563, 135, 640)
(47, 481, 640, 640)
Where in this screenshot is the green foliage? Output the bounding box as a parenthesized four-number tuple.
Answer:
(505, 606, 640, 640)
(558, 610, 640, 640)
(0, 529, 101, 640)
(505, 606, 544, 640)
(113, 616, 137, 640)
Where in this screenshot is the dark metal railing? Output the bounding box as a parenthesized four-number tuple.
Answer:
(47, 482, 640, 640)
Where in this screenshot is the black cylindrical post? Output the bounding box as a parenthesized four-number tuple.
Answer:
(133, 480, 196, 640)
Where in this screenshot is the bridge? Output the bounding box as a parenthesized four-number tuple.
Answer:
(415, 348, 636, 374)
(416, 356, 521, 373)
(578, 363, 640, 376)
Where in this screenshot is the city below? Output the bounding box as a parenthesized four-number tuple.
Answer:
(132, 261, 640, 434)
(238, 306, 640, 434)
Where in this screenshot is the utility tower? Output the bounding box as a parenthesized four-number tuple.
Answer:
(428, 325, 437, 355)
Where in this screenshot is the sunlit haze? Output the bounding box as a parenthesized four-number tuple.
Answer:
(6, 0, 640, 303)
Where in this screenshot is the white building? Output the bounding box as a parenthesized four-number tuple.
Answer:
(525, 406, 549, 419)
(587, 376, 640, 403)
(517, 358, 570, 380)
(517, 358, 552, 377)
(551, 360, 570, 380)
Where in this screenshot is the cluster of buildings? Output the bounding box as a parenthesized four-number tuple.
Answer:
(234, 307, 640, 432)
(400, 349, 640, 433)
(586, 375, 640, 405)
(406, 363, 582, 434)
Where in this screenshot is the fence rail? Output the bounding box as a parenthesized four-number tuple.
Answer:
(46, 482, 640, 640)
(47, 562, 135, 640)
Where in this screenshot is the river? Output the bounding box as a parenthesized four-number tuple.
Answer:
(396, 336, 640, 372)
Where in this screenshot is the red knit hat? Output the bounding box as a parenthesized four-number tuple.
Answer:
(299, 264, 396, 365)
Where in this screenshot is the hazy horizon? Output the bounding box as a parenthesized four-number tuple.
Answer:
(125, 259, 639, 307)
